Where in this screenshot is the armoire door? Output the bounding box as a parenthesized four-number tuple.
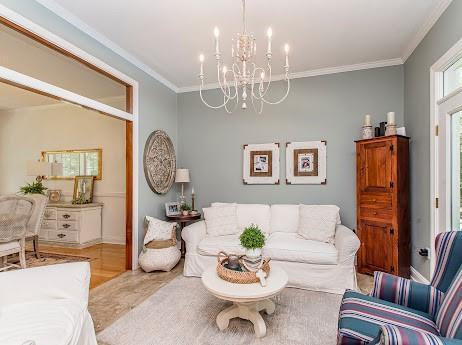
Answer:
(358, 140, 394, 193)
(358, 220, 394, 275)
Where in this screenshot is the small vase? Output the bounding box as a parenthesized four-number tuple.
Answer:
(361, 125, 373, 139)
(385, 124, 397, 136)
(245, 248, 262, 259)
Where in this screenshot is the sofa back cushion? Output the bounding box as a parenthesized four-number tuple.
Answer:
(203, 205, 239, 237)
(211, 203, 270, 234)
(270, 204, 299, 233)
(297, 205, 340, 244)
(436, 266, 462, 339)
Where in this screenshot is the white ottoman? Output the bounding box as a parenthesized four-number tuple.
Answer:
(139, 245, 181, 272)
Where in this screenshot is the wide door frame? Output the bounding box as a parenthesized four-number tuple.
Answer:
(0, 5, 140, 270)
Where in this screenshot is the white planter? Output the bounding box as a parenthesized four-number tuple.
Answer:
(245, 248, 262, 258)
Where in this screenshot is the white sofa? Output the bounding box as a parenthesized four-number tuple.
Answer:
(0, 262, 97, 345)
(182, 203, 360, 294)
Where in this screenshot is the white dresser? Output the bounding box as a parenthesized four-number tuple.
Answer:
(40, 203, 103, 246)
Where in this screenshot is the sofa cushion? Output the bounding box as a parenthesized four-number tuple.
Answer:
(212, 203, 271, 234)
(197, 234, 244, 256)
(264, 232, 338, 265)
(298, 205, 339, 244)
(0, 299, 85, 345)
(203, 206, 239, 237)
(270, 204, 299, 233)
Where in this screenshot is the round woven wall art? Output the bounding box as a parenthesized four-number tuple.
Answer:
(143, 130, 176, 195)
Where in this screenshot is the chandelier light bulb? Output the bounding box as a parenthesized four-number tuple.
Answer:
(222, 66, 227, 74)
(199, 54, 204, 63)
(284, 44, 290, 54)
(214, 27, 220, 38)
(267, 27, 273, 38)
(261, 72, 265, 80)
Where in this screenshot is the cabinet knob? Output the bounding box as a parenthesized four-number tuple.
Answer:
(62, 223, 71, 229)
(57, 233, 66, 238)
(63, 214, 71, 219)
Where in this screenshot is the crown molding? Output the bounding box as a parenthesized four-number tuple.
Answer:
(178, 58, 403, 93)
(35, 0, 180, 93)
(401, 0, 453, 62)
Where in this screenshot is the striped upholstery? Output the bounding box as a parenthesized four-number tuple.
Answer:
(436, 267, 462, 339)
(371, 271, 444, 317)
(377, 324, 461, 345)
(431, 232, 462, 293)
(338, 290, 439, 344)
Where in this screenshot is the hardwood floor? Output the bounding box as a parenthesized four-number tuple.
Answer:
(30, 243, 126, 289)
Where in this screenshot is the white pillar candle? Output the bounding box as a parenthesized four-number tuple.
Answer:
(364, 114, 371, 126)
(192, 187, 195, 195)
(214, 27, 220, 55)
(387, 112, 395, 125)
(267, 27, 272, 55)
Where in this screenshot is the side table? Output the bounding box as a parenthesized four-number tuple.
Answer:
(166, 213, 201, 256)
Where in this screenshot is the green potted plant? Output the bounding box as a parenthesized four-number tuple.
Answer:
(180, 203, 192, 216)
(240, 224, 266, 258)
(19, 181, 47, 195)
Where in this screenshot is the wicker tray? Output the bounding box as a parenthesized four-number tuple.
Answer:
(217, 257, 270, 284)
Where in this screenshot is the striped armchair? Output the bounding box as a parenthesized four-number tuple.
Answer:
(338, 231, 462, 344)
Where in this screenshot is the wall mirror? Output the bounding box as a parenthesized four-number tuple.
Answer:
(41, 149, 102, 180)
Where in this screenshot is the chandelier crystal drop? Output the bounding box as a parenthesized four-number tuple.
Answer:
(198, 0, 291, 114)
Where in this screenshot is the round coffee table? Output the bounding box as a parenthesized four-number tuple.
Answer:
(201, 265, 288, 338)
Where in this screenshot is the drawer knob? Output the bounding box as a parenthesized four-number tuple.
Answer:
(63, 214, 71, 219)
(57, 233, 66, 238)
(62, 223, 71, 229)
(373, 212, 378, 215)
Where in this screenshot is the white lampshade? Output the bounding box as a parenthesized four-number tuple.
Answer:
(26, 161, 52, 176)
(175, 169, 190, 183)
(51, 162, 63, 176)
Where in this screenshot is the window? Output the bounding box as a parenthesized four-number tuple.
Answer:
(444, 55, 462, 96)
(42, 149, 102, 180)
(451, 112, 462, 230)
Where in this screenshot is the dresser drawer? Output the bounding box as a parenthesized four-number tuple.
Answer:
(41, 219, 57, 230)
(359, 193, 392, 209)
(39, 228, 48, 240)
(48, 230, 78, 243)
(57, 220, 79, 231)
(359, 206, 393, 220)
(57, 210, 80, 221)
(43, 208, 57, 220)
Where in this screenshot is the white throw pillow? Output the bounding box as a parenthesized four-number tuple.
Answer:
(297, 205, 339, 244)
(203, 206, 239, 237)
(144, 216, 175, 244)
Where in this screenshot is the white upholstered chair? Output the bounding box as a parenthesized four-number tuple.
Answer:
(0, 196, 35, 271)
(24, 194, 48, 259)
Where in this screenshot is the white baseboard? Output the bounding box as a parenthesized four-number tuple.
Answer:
(410, 266, 430, 284)
(102, 236, 126, 245)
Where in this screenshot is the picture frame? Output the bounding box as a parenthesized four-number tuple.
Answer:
(72, 176, 95, 204)
(243, 143, 280, 184)
(47, 190, 61, 203)
(165, 202, 180, 216)
(286, 141, 327, 184)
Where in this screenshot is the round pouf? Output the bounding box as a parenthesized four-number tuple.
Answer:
(139, 245, 181, 272)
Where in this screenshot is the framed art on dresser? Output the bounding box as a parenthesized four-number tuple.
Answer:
(243, 143, 280, 184)
(286, 141, 327, 184)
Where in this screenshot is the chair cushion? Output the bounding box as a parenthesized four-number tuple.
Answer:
(298, 205, 339, 244)
(436, 266, 462, 339)
(0, 299, 85, 345)
(0, 241, 20, 255)
(197, 234, 244, 256)
(203, 206, 239, 237)
(264, 232, 338, 265)
(270, 204, 299, 233)
(338, 290, 439, 344)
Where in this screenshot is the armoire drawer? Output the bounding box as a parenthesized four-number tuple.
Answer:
(57, 210, 80, 221)
(43, 208, 57, 220)
(57, 220, 79, 231)
(41, 219, 57, 230)
(47, 230, 79, 243)
(359, 206, 393, 220)
(359, 193, 392, 209)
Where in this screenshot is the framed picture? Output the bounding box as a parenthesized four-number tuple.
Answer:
(286, 141, 327, 184)
(243, 143, 280, 184)
(47, 190, 61, 203)
(165, 202, 180, 216)
(72, 176, 95, 204)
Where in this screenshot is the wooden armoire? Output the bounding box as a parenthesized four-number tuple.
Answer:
(356, 135, 410, 278)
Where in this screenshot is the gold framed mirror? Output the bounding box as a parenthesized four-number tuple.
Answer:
(41, 148, 102, 180)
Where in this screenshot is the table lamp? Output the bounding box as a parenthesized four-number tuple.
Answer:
(27, 161, 52, 182)
(175, 169, 190, 205)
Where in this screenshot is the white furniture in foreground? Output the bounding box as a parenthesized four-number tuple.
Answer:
(0, 262, 97, 345)
(202, 265, 288, 338)
(183, 203, 360, 294)
(40, 203, 102, 247)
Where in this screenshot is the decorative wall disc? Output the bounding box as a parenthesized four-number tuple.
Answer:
(143, 130, 176, 194)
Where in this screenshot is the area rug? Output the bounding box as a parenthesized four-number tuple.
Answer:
(7, 251, 91, 269)
(97, 276, 343, 345)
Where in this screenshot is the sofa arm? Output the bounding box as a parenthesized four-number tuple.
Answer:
(370, 271, 444, 318)
(0, 262, 90, 309)
(182, 220, 207, 254)
(335, 225, 360, 264)
(369, 324, 462, 345)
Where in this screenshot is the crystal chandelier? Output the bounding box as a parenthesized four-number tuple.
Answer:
(198, 0, 291, 114)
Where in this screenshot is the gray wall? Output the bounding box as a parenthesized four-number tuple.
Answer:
(1, 0, 178, 254)
(404, 0, 462, 278)
(178, 66, 404, 230)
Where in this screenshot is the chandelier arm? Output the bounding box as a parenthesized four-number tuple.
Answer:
(250, 65, 274, 101)
(251, 92, 264, 114)
(199, 84, 232, 109)
(225, 69, 239, 100)
(261, 77, 291, 105)
(216, 63, 232, 98)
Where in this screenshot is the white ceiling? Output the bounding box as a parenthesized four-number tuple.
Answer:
(37, 0, 450, 91)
